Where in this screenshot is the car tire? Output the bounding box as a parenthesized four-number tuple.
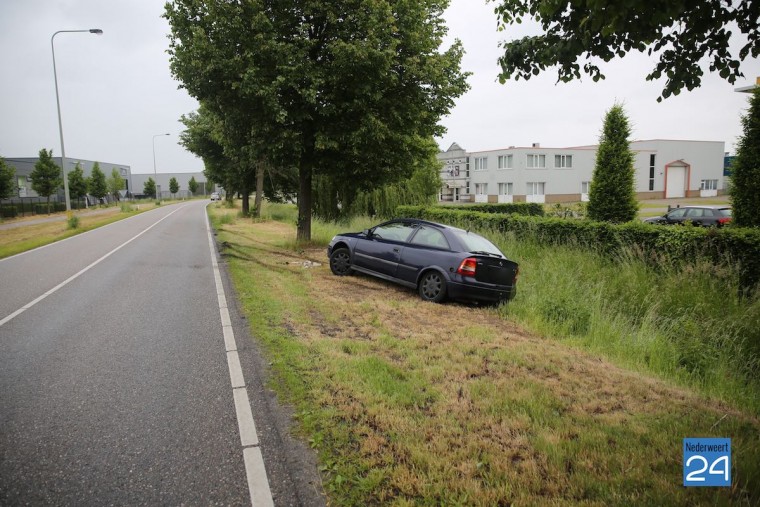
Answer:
(329, 247, 353, 276)
(418, 271, 447, 303)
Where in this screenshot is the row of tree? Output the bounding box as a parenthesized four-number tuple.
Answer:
(0, 149, 125, 214)
(164, 1, 470, 240)
(141, 175, 210, 199)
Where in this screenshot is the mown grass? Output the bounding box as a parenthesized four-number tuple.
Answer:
(209, 202, 760, 506)
(0, 204, 156, 259)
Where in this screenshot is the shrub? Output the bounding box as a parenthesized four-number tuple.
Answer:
(396, 205, 760, 293)
(67, 214, 80, 229)
(437, 202, 544, 216)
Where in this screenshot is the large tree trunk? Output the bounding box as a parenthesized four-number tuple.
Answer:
(297, 162, 312, 242)
(253, 162, 264, 218)
(241, 185, 250, 216)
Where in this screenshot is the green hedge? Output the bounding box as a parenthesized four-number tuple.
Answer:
(33, 203, 66, 214)
(437, 202, 545, 216)
(396, 206, 760, 293)
(1, 205, 18, 218)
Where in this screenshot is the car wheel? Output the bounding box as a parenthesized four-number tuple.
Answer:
(329, 247, 353, 276)
(418, 271, 447, 303)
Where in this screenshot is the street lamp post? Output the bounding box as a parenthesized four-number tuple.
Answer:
(52, 28, 103, 212)
(153, 133, 170, 202)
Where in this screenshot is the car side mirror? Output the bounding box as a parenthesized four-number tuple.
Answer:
(362, 229, 371, 237)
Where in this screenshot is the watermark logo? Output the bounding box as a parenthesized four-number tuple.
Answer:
(683, 438, 731, 487)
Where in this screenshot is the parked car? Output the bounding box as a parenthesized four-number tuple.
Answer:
(644, 206, 732, 227)
(327, 219, 519, 304)
(210, 192, 221, 201)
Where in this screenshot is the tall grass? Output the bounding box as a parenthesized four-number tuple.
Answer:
(305, 207, 760, 414)
(492, 233, 760, 414)
(243, 202, 759, 413)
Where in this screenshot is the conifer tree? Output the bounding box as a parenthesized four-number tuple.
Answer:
(587, 105, 639, 223)
(730, 88, 760, 228)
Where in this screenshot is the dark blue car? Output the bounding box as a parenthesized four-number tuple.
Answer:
(327, 219, 518, 304)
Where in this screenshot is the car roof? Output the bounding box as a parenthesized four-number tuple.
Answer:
(675, 205, 731, 209)
(390, 217, 465, 232)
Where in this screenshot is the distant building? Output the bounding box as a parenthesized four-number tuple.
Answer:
(131, 172, 217, 199)
(437, 139, 726, 204)
(2, 157, 131, 200)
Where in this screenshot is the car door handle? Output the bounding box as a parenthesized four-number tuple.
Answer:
(393, 248, 400, 252)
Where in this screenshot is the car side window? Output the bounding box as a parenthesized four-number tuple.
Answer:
(372, 222, 416, 242)
(410, 226, 450, 250)
(668, 209, 687, 218)
(686, 208, 704, 218)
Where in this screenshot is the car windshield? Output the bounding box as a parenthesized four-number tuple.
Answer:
(451, 230, 503, 256)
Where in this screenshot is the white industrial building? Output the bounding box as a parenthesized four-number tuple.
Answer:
(438, 139, 726, 204)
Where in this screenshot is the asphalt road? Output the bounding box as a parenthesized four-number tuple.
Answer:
(0, 201, 324, 506)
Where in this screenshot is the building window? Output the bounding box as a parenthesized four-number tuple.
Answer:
(554, 154, 572, 168)
(497, 155, 513, 169)
(527, 154, 546, 168)
(526, 182, 545, 195)
(475, 183, 488, 195)
(498, 182, 513, 195)
(649, 154, 656, 191)
(473, 157, 488, 171)
(581, 181, 591, 194)
(700, 179, 718, 190)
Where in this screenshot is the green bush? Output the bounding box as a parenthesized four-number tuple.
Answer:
(396, 205, 760, 293)
(67, 214, 80, 229)
(33, 202, 66, 214)
(436, 202, 544, 216)
(1, 205, 18, 218)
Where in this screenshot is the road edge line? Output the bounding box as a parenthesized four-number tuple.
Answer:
(205, 205, 274, 507)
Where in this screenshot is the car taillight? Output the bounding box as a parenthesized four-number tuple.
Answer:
(456, 257, 477, 277)
(717, 217, 731, 225)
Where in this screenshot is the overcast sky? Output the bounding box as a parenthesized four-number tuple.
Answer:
(1, 1, 758, 176)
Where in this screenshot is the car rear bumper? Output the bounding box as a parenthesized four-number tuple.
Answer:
(447, 280, 516, 303)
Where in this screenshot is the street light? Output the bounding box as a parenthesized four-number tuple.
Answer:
(52, 28, 103, 212)
(153, 133, 170, 202)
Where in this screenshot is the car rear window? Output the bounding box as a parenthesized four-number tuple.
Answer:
(451, 230, 503, 256)
(717, 208, 732, 217)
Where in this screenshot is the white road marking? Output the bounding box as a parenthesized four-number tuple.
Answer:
(244, 447, 275, 507)
(0, 205, 187, 328)
(205, 207, 273, 507)
(227, 351, 246, 388)
(233, 387, 260, 447)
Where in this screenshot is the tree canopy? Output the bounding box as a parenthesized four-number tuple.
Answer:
(169, 177, 179, 196)
(587, 104, 638, 223)
(165, 0, 469, 239)
(0, 157, 16, 199)
(88, 163, 108, 201)
(730, 88, 760, 228)
(188, 176, 198, 195)
(492, 0, 760, 101)
(68, 163, 88, 203)
(107, 168, 125, 201)
(144, 177, 157, 199)
(30, 148, 62, 213)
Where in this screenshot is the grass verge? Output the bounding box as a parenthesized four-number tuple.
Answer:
(0, 204, 156, 259)
(209, 203, 760, 506)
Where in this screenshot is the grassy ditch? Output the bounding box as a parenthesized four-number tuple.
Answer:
(0, 204, 155, 259)
(209, 203, 759, 505)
